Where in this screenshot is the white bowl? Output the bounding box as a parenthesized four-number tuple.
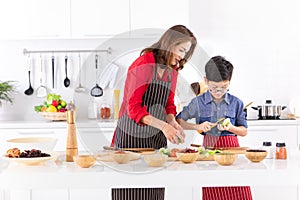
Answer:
(6, 137, 57, 151)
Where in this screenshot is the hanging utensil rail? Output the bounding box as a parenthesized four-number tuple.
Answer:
(23, 47, 112, 55)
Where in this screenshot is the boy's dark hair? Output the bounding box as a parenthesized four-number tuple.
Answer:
(205, 56, 234, 82)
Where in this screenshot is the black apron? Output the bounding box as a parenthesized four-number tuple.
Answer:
(114, 63, 171, 149)
(112, 63, 171, 200)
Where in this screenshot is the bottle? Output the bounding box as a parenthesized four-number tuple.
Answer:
(88, 98, 97, 119)
(275, 142, 287, 160)
(113, 89, 120, 120)
(262, 141, 274, 159)
(100, 101, 111, 119)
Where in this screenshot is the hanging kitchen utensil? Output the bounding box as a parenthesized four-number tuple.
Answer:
(24, 55, 34, 96)
(63, 55, 70, 88)
(36, 54, 47, 97)
(90, 54, 103, 97)
(244, 102, 253, 110)
(75, 53, 85, 93)
(51, 55, 55, 89)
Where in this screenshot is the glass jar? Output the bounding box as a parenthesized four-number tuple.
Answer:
(275, 142, 287, 160)
(262, 141, 274, 159)
(100, 103, 111, 119)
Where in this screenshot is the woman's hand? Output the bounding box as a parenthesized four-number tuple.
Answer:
(168, 119, 185, 143)
(195, 121, 213, 132)
(161, 123, 183, 144)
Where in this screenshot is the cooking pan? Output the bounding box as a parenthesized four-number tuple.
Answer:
(252, 102, 287, 119)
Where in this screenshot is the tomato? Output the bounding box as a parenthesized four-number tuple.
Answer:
(52, 100, 59, 107)
(170, 148, 180, 157)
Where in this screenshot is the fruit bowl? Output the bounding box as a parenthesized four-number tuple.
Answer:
(245, 149, 267, 162)
(214, 152, 237, 166)
(39, 112, 67, 121)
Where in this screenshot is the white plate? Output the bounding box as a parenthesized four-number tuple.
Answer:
(2, 152, 56, 166)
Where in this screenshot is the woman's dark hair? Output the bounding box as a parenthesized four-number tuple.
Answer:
(141, 25, 197, 71)
(205, 56, 234, 82)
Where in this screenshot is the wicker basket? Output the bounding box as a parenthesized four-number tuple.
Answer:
(40, 112, 67, 121)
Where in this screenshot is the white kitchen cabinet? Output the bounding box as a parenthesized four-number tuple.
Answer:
(70, 188, 110, 200)
(130, 0, 189, 37)
(77, 126, 115, 152)
(239, 125, 298, 149)
(31, 189, 68, 200)
(70, 0, 130, 38)
(0, 0, 70, 39)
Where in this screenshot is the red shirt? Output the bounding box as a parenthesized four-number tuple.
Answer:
(119, 52, 178, 123)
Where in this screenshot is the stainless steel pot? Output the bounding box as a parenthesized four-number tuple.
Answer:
(251, 100, 287, 119)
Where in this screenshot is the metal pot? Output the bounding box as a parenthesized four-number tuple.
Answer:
(251, 100, 287, 119)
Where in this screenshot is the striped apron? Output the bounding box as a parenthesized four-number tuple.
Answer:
(202, 135, 253, 200)
(112, 64, 171, 200)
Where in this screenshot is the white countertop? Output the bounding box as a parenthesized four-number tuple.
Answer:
(0, 149, 300, 189)
(0, 118, 299, 129)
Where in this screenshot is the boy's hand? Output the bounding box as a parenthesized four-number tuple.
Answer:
(196, 121, 214, 132)
(217, 119, 231, 131)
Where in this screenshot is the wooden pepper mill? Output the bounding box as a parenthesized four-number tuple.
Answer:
(66, 110, 78, 162)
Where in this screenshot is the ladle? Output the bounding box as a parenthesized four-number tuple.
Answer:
(90, 54, 103, 97)
(64, 55, 70, 87)
(24, 56, 34, 95)
(75, 53, 85, 92)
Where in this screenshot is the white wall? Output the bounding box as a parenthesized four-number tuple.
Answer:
(190, 0, 300, 116)
(0, 37, 160, 121)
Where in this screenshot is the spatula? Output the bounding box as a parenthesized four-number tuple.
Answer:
(36, 55, 47, 98)
(197, 117, 225, 134)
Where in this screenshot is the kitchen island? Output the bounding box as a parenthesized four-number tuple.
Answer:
(0, 149, 300, 200)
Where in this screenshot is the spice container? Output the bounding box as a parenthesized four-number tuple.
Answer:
(100, 102, 111, 119)
(275, 142, 287, 160)
(262, 141, 274, 159)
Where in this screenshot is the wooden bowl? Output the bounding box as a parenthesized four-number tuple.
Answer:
(245, 149, 267, 162)
(176, 152, 199, 164)
(214, 153, 237, 166)
(144, 154, 168, 167)
(111, 151, 131, 164)
(73, 155, 96, 168)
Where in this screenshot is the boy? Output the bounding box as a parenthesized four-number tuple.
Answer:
(176, 56, 252, 200)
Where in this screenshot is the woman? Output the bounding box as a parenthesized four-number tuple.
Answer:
(111, 25, 197, 200)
